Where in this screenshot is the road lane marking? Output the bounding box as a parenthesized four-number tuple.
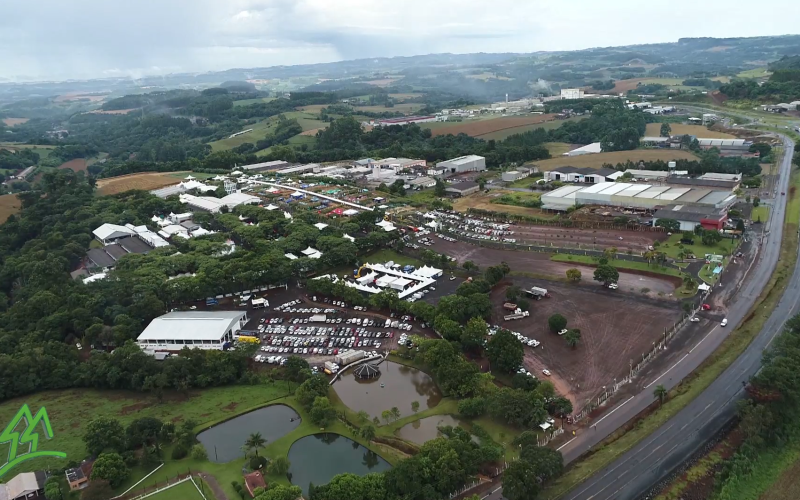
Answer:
(557, 436, 578, 451)
(689, 326, 719, 354)
(644, 354, 689, 389)
(592, 396, 635, 426)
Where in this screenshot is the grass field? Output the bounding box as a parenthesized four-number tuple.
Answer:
(610, 77, 687, 93)
(550, 254, 683, 278)
(0, 193, 22, 223)
(388, 93, 423, 101)
(0, 142, 56, 159)
(543, 142, 573, 156)
(752, 205, 770, 223)
(527, 149, 699, 171)
(659, 233, 735, 260)
(737, 67, 770, 78)
(96, 172, 185, 195)
(453, 191, 554, 218)
(147, 478, 207, 500)
(209, 111, 325, 152)
(1, 118, 29, 127)
(427, 114, 557, 138)
(645, 123, 735, 139)
(475, 119, 587, 141)
(233, 97, 276, 107)
(543, 168, 800, 499)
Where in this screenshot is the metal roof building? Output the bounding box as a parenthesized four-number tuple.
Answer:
(541, 182, 736, 211)
(136, 311, 248, 351)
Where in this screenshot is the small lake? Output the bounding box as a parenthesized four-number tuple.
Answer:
(396, 415, 468, 445)
(197, 405, 301, 463)
(333, 360, 442, 420)
(288, 434, 391, 494)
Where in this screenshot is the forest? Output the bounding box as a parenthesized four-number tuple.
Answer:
(719, 69, 800, 102)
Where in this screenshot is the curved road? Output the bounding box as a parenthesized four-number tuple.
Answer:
(484, 133, 796, 500)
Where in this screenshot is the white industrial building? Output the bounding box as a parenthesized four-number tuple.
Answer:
(436, 155, 486, 175)
(179, 192, 261, 213)
(698, 173, 742, 182)
(541, 182, 736, 211)
(240, 160, 290, 172)
(561, 89, 585, 100)
(136, 311, 248, 351)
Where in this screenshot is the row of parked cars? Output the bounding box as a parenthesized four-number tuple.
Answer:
(489, 325, 541, 348)
(254, 355, 288, 365)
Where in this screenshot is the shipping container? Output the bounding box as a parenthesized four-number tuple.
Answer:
(335, 350, 365, 365)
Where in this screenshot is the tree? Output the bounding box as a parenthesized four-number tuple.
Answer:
(548, 314, 568, 333)
(44, 478, 61, 500)
(519, 446, 564, 483)
(295, 374, 330, 409)
(356, 410, 370, 423)
(91, 453, 130, 488)
(360, 425, 376, 442)
(411, 401, 420, 413)
(458, 397, 487, 418)
(267, 456, 291, 476)
(503, 459, 540, 500)
(190, 444, 208, 460)
(381, 410, 392, 425)
(660, 123, 672, 137)
(434, 178, 446, 197)
(462, 317, 488, 352)
(753, 196, 761, 208)
(487, 329, 524, 373)
(390, 407, 401, 421)
(83, 417, 126, 456)
(653, 384, 668, 405)
(310, 396, 336, 426)
(683, 274, 696, 290)
(254, 484, 303, 500)
(702, 230, 722, 247)
(245, 432, 267, 457)
(736, 219, 745, 232)
(505, 285, 522, 302)
(655, 218, 680, 232)
(463, 260, 479, 273)
(593, 265, 619, 286)
(566, 268, 582, 282)
(80, 480, 113, 500)
(285, 356, 311, 382)
(564, 329, 581, 349)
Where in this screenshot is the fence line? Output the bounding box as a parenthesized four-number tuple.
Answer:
(125, 475, 193, 500)
(113, 463, 164, 498)
(189, 476, 209, 500)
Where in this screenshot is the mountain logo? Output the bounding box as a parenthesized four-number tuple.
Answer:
(0, 405, 66, 480)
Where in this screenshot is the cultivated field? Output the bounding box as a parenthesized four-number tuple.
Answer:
(475, 118, 587, 141)
(2, 118, 29, 127)
(491, 277, 681, 407)
(645, 123, 735, 139)
(452, 191, 553, 218)
(428, 114, 557, 138)
(527, 149, 699, 171)
(388, 93, 423, 101)
(609, 77, 687, 93)
(0, 194, 22, 223)
(54, 93, 106, 103)
(363, 78, 401, 87)
(96, 172, 185, 195)
(233, 97, 276, 107)
(57, 158, 88, 173)
(760, 456, 800, 500)
(86, 108, 138, 115)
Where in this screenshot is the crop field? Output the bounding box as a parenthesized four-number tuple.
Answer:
(609, 77, 687, 93)
(96, 172, 186, 195)
(452, 191, 554, 218)
(427, 114, 557, 138)
(363, 78, 401, 87)
(0, 142, 56, 159)
(57, 158, 88, 173)
(0, 194, 22, 223)
(475, 117, 588, 141)
(388, 93, 423, 101)
(645, 123, 735, 138)
(208, 111, 324, 151)
(1, 118, 29, 126)
(527, 149, 699, 171)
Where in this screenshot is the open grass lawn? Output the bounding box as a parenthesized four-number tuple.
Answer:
(659, 233, 736, 260)
(164, 171, 217, 180)
(0, 142, 56, 159)
(527, 149, 699, 171)
(0, 193, 22, 223)
(645, 123, 735, 139)
(146, 478, 207, 500)
(550, 254, 683, 278)
(736, 67, 770, 78)
(208, 119, 277, 151)
(0, 384, 297, 478)
(752, 205, 770, 223)
(233, 97, 276, 107)
(543, 142, 572, 156)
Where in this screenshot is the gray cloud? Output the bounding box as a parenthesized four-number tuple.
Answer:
(0, 0, 798, 82)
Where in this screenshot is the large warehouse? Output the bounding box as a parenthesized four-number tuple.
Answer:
(136, 311, 248, 351)
(541, 182, 736, 211)
(436, 155, 486, 175)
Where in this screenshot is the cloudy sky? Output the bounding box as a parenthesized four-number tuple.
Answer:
(1, 0, 798, 82)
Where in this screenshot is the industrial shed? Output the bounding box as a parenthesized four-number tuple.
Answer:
(541, 182, 736, 211)
(136, 311, 248, 351)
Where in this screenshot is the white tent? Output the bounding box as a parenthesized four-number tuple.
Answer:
(343, 234, 355, 242)
(265, 204, 279, 211)
(285, 253, 299, 260)
(314, 223, 329, 230)
(301, 246, 320, 256)
(376, 275, 397, 288)
(343, 209, 359, 216)
(390, 277, 412, 291)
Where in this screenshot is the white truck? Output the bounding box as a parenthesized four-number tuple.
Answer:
(526, 287, 550, 299)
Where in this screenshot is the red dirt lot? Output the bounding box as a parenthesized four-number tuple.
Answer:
(57, 158, 88, 173)
(430, 114, 557, 137)
(503, 223, 667, 253)
(429, 238, 680, 296)
(492, 277, 682, 409)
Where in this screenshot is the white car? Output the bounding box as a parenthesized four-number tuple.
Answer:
(449, 276, 456, 281)
(690, 317, 700, 323)
(721, 318, 728, 327)
(542, 369, 551, 376)
(558, 329, 568, 336)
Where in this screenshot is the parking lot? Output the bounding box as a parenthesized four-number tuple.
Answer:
(240, 296, 422, 368)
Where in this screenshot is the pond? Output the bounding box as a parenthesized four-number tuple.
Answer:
(288, 434, 391, 494)
(197, 405, 301, 463)
(396, 415, 468, 445)
(333, 360, 442, 420)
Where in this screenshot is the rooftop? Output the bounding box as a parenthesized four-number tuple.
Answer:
(446, 181, 479, 191)
(93, 223, 135, 241)
(137, 311, 247, 342)
(441, 155, 485, 165)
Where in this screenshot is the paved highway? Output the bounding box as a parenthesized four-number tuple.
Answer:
(482, 134, 796, 500)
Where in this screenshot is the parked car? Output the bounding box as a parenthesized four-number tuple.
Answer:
(721, 318, 728, 327)
(690, 317, 700, 323)
(542, 369, 551, 376)
(558, 329, 568, 336)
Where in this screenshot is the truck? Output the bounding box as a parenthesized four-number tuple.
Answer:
(504, 311, 530, 321)
(525, 287, 550, 299)
(324, 361, 340, 373)
(205, 297, 219, 306)
(335, 350, 365, 366)
(503, 302, 518, 311)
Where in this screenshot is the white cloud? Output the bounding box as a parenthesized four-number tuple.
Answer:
(0, 0, 797, 81)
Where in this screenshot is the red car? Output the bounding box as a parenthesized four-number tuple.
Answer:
(702, 304, 711, 311)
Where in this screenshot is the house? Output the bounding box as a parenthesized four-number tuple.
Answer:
(502, 169, 535, 182)
(136, 311, 248, 352)
(653, 204, 728, 231)
(445, 181, 480, 197)
(92, 223, 136, 245)
(86, 236, 155, 270)
(65, 461, 93, 492)
(0, 471, 47, 500)
(244, 471, 267, 497)
(436, 155, 486, 176)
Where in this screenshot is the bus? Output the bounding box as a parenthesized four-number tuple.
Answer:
(237, 335, 260, 344)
